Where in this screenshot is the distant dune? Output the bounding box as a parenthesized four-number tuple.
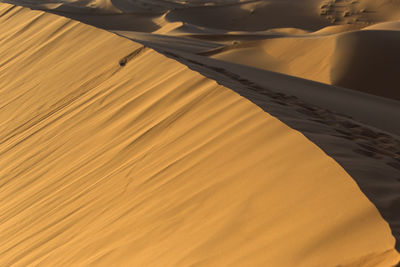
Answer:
(0, 0, 399, 266)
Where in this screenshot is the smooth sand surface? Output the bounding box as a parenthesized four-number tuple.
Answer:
(211, 26, 400, 100)
(1, 0, 400, 266)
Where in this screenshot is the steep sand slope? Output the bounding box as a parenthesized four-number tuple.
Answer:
(5, 0, 399, 98)
(209, 25, 400, 100)
(142, 47, 400, 249)
(331, 27, 400, 99)
(0, 4, 399, 266)
(104, 4, 400, 246)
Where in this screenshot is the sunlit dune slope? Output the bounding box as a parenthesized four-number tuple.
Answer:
(0, 4, 399, 266)
(5, 0, 400, 99)
(166, 0, 400, 99)
(210, 25, 400, 100)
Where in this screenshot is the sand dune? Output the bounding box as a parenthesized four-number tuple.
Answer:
(206, 24, 400, 99)
(1, 0, 400, 266)
(14, 0, 398, 98)
(331, 28, 400, 99)
(207, 26, 400, 99)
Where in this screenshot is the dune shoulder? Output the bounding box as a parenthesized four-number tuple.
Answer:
(1, 3, 399, 266)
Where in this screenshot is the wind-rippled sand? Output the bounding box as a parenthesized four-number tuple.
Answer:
(0, 1, 399, 266)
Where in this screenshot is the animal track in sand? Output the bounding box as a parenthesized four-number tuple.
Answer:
(164, 51, 400, 173)
(119, 46, 147, 66)
(319, 0, 369, 25)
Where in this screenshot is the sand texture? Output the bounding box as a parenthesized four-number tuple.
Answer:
(0, 0, 400, 266)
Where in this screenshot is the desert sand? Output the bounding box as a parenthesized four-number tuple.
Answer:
(0, 0, 399, 266)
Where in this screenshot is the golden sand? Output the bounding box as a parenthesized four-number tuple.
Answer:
(0, 1, 399, 266)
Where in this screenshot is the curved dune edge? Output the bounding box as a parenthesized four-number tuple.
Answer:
(0, 4, 399, 266)
(3, 0, 400, 99)
(210, 26, 400, 100)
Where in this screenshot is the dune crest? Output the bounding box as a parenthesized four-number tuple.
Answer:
(9, 0, 398, 99)
(1, 3, 399, 266)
